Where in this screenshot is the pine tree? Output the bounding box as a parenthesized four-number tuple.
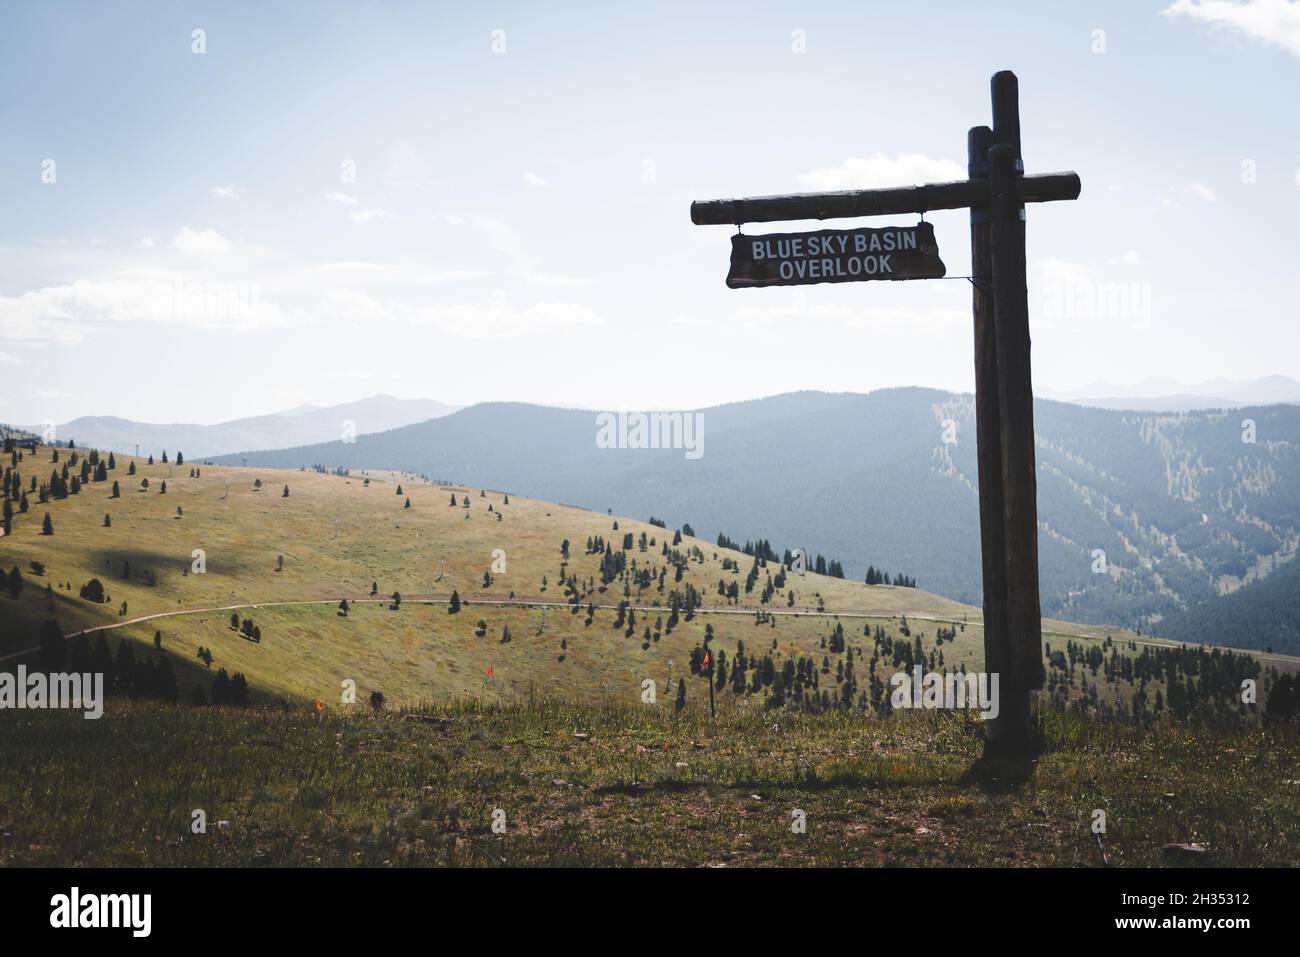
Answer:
(41, 512, 53, 535)
(38, 618, 67, 671)
(449, 590, 461, 614)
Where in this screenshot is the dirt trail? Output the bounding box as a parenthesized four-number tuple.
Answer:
(3, 593, 1294, 669)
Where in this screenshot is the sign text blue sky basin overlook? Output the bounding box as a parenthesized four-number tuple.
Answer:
(726, 223, 946, 288)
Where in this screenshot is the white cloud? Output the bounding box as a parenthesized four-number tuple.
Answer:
(405, 299, 604, 337)
(1164, 0, 1300, 57)
(171, 227, 232, 254)
(1185, 182, 1216, 201)
(350, 208, 395, 224)
(522, 172, 550, 187)
(324, 192, 393, 224)
(210, 184, 245, 200)
(303, 289, 604, 338)
(0, 272, 280, 344)
(446, 212, 534, 273)
(726, 301, 966, 332)
(525, 272, 592, 287)
(0, 350, 19, 365)
(137, 236, 155, 248)
(311, 261, 489, 285)
(1121, 249, 1141, 266)
(796, 152, 964, 191)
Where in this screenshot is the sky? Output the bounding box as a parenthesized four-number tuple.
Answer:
(1, 0, 1298, 424)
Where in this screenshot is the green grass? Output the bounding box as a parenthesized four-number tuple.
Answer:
(1, 700, 1296, 867)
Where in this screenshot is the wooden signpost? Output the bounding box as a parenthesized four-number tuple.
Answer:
(691, 71, 1080, 756)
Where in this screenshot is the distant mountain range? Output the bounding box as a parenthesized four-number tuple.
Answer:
(210, 389, 1300, 647)
(1041, 375, 1300, 411)
(31, 395, 459, 459)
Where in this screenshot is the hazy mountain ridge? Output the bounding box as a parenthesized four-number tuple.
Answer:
(31, 395, 459, 459)
(1042, 375, 1300, 412)
(210, 389, 1300, 641)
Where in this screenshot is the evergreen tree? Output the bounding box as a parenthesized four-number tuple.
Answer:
(38, 618, 67, 671)
(156, 657, 179, 702)
(211, 668, 230, 704)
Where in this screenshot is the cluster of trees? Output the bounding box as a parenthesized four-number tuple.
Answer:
(711, 531, 918, 587)
(864, 567, 917, 587)
(1042, 636, 1276, 725)
(229, 613, 262, 642)
(1267, 673, 1300, 722)
(39, 621, 185, 702)
(36, 619, 249, 706)
(1, 441, 131, 534)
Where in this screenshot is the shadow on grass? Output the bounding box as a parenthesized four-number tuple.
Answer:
(957, 753, 1038, 794)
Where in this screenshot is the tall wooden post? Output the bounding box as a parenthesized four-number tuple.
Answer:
(968, 124, 1014, 748)
(986, 72, 1044, 754)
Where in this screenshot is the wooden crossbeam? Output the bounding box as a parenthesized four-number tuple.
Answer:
(690, 171, 1080, 226)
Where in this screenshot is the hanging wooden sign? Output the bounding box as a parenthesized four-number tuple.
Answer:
(725, 222, 945, 288)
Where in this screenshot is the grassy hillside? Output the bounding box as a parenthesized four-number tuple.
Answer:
(1, 445, 1295, 720)
(1, 700, 1296, 867)
(211, 390, 1300, 636)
